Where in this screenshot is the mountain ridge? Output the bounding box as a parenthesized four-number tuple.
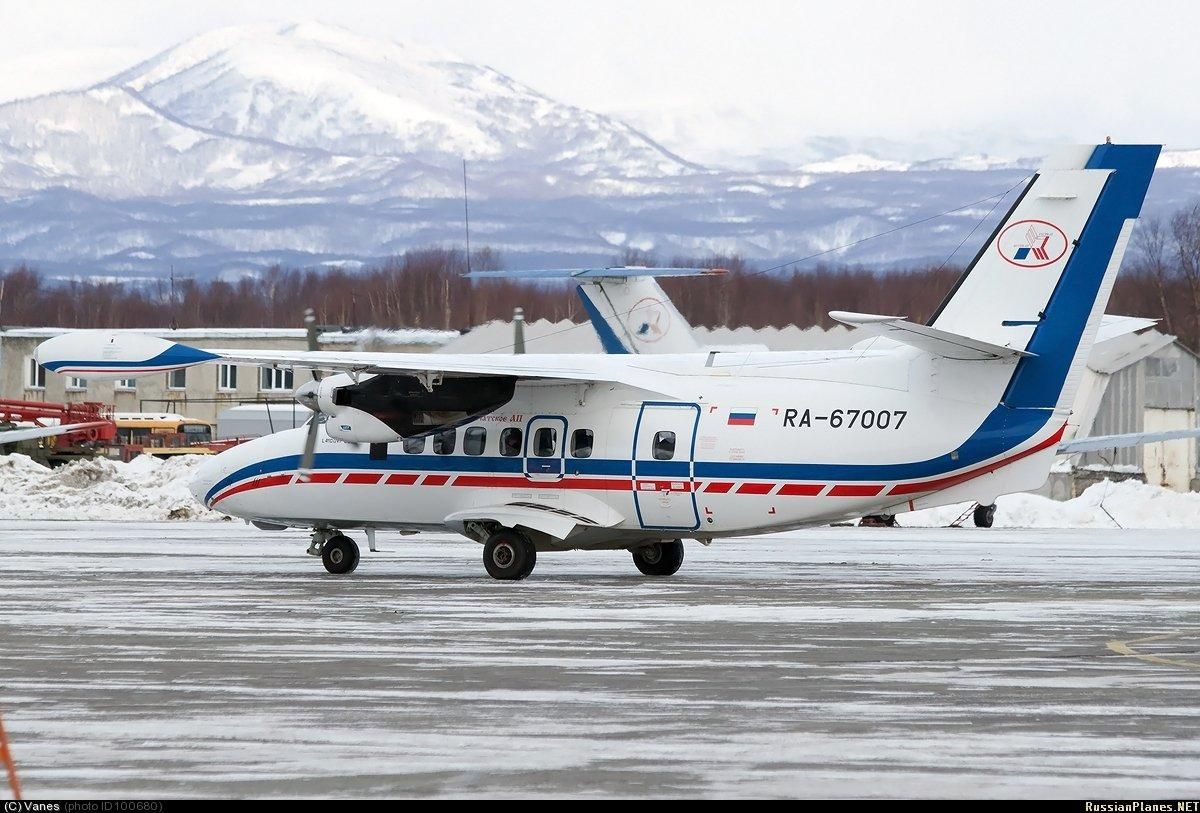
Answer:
(0, 21, 1197, 278)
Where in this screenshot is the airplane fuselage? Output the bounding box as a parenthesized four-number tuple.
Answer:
(193, 344, 1063, 548)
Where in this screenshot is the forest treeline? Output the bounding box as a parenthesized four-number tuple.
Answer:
(2, 201, 1199, 349)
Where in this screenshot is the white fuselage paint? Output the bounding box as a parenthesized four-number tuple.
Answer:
(191, 341, 1063, 548)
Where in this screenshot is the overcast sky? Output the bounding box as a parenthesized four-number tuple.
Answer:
(1, 0, 1195, 166)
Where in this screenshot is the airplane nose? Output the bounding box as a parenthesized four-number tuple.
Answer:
(189, 454, 224, 506)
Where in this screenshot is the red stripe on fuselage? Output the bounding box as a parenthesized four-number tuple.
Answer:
(886, 423, 1066, 497)
(736, 482, 774, 495)
(778, 483, 824, 496)
(210, 473, 293, 506)
(829, 484, 884, 497)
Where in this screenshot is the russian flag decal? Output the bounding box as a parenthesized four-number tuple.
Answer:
(728, 410, 756, 426)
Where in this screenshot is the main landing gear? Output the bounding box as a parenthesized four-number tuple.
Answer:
(483, 529, 537, 580)
(632, 539, 685, 576)
(309, 529, 360, 574)
(973, 503, 997, 528)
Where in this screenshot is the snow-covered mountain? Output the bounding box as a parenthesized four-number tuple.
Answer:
(0, 22, 1198, 278)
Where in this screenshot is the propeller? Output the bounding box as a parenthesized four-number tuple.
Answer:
(296, 308, 324, 482)
(294, 379, 322, 482)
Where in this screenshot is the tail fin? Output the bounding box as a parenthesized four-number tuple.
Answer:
(464, 265, 722, 354)
(930, 143, 1160, 412)
(575, 276, 702, 354)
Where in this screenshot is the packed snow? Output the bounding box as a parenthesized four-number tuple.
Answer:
(0, 453, 218, 522)
(906, 478, 1200, 529)
(0, 452, 1197, 528)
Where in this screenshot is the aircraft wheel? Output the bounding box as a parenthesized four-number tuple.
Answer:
(322, 534, 360, 574)
(632, 539, 685, 576)
(483, 529, 536, 580)
(973, 503, 996, 528)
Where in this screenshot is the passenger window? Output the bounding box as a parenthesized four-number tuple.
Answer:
(652, 430, 676, 460)
(534, 427, 557, 457)
(570, 428, 594, 458)
(433, 429, 456, 455)
(500, 427, 522, 457)
(463, 426, 486, 456)
(403, 436, 425, 454)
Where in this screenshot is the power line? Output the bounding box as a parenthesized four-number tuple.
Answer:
(478, 174, 1033, 353)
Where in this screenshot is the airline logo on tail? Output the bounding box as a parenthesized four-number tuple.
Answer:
(633, 297, 670, 342)
(997, 219, 1069, 268)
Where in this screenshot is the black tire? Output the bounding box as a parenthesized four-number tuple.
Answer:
(322, 534, 360, 574)
(973, 503, 996, 528)
(483, 530, 536, 580)
(632, 539, 685, 576)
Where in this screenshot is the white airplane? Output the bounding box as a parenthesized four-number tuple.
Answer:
(37, 142, 1166, 580)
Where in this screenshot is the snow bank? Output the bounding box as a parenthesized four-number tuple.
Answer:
(905, 478, 1200, 529)
(0, 454, 220, 521)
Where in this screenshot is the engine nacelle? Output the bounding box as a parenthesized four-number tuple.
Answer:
(324, 406, 403, 444)
(313, 372, 517, 442)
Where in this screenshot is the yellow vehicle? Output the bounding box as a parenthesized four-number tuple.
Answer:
(113, 412, 215, 459)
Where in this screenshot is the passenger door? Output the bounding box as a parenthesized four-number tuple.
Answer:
(632, 402, 700, 530)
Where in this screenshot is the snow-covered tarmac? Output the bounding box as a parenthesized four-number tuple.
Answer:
(1, 521, 1198, 798)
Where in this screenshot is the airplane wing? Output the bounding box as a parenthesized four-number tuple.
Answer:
(1057, 427, 1200, 455)
(34, 332, 698, 398)
(830, 311, 1036, 360)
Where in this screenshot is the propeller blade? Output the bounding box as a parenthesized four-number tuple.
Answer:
(298, 414, 321, 482)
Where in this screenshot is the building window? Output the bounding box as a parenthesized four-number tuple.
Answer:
(433, 428, 456, 455)
(25, 357, 45, 390)
(653, 431, 676, 460)
(218, 364, 238, 391)
(65, 376, 88, 392)
(115, 379, 137, 391)
(260, 367, 294, 392)
(167, 368, 186, 390)
(499, 428, 522, 457)
(570, 428, 594, 458)
(534, 427, 557, 457)
(403, 436, 425, 454)
(463, 427, 486, 456)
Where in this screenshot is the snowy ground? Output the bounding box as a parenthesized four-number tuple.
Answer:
(1, 521, 1198, 798)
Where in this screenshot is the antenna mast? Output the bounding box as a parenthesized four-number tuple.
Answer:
(462, 159, 472, 277)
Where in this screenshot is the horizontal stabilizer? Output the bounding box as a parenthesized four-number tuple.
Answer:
(830, 311, 1036, 360)
(1058, 427, 1200, 455)
(465, 266, 726, 280)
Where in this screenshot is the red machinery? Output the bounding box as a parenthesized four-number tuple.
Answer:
(0, 398, 117, 447)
